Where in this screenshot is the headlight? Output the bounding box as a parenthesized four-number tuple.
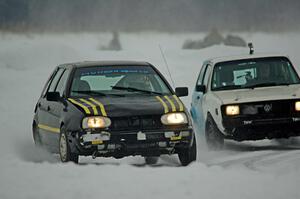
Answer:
(295, 101, 300, 111)
(82, 116, 111, 129)
(225, 105, 240, 116)
(161, 112, 188, 125)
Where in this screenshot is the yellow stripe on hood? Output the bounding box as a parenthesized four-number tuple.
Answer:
(68, 98, 91, 114)
(89, 98, 107, 117)
(172, 95, 184, 112)
(164, 95, 176, 112)
(80, 98, 99, 115)
(155, 96, 169, 113)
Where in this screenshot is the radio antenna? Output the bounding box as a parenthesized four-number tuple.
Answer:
(159, 45, 175, 88)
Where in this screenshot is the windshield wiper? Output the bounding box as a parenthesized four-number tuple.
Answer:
(72, 90, 126, 97)
(72, 90, 106, 96)
(213, 85, 242, 91)
(111, 86, 163, 95)
(244, 82, 285, 89)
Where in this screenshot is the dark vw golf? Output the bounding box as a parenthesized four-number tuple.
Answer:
(33, 61, 196, 165)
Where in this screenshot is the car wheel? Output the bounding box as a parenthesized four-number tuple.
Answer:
(178, 136, 197, 166)
(144, 157, 159, 165)
(33, 123, 43, 147)
(205, 116, 224, 150)
(59, 126, 79, 164)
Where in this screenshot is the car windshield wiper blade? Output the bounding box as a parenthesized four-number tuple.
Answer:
(213, 85, 242, 91)
(111, 86, 163, 95)
(72, 90, 106, 96)
(244, 82, 279, 89)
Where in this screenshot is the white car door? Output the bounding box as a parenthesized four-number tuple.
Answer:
(191, 64, 211, 130)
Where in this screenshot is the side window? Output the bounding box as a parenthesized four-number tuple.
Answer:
(55, 69, 71, 97)
(41, 69, 58, 97)
(48, 68, 64, 93)
(203, 65, 212, 87)
(196, 64, 209, 86)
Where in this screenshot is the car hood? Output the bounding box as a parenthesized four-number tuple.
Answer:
(68, 95, 185, 117)
(214, 84, 300, 105)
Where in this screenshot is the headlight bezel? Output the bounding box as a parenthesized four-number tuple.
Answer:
(82, 116, 111, 129)
(225, 105, 240, 116)
(161, 112, 188, 125)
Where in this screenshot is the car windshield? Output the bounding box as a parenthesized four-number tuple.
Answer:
(211, 57, 300, 91)
(70, 65, 172, 97)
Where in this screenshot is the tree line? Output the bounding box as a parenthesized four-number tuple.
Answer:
(1, 0, 299, 32)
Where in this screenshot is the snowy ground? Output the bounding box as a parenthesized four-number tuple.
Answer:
(0, 32, 300, 199)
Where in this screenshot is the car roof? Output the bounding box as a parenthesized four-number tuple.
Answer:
(62, 60, 151, 68)
(204, 53, 290, 66)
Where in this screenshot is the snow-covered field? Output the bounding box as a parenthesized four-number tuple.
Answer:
(0, 32, 300, 199)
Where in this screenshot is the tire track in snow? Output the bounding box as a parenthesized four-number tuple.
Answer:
(205, 147, 300, 171)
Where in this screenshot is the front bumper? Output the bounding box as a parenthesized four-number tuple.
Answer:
(68, 128, 194, 158)
(223, 116, 300, 141)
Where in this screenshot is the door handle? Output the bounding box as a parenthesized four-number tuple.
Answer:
(47, 106, 51, 111)
(38, 102, 41, 107)
(197, 96, 200, 100)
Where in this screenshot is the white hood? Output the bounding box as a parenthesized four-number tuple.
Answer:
(214, 84, 300, 104)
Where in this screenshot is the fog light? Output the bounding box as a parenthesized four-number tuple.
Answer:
(164, 131, 175, 138)
(180, 131, 190, 137)
(158, 142, 167, 147)
(107, 144, 116, 150)
(97, 145, 105, 150)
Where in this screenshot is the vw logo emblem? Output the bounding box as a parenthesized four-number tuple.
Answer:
(264, 104, 272, 112)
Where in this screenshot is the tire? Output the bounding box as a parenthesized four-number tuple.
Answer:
(59, 126, 79, 164)
(144, 157, 159, 165)
(205, 116, 224, 150)
(178, 136, 197, 166)
(33, 123, 43, 147)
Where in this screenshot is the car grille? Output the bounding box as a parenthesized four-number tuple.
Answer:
(240, 100, 293, 118)
(110, 115, 163, 131)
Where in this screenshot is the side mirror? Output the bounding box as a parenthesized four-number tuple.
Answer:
(46, 92, 61, 101)
(175, 87, 188, 97)
(196, 85, 206, 93)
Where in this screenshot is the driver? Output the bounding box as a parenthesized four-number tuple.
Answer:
(247, 63, 272, 85)
(257, 63, 271, 81)
(126, 74, 153, 91)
